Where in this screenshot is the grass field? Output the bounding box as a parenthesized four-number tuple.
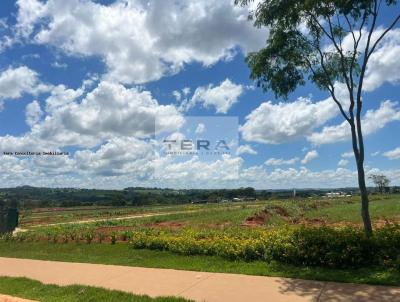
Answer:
(19, 194, 400, 233)
(2, 194, 400, 286)
(0, 277, 192, 302)
(19, 201, 267, 227)
(0, 242, 399, 286)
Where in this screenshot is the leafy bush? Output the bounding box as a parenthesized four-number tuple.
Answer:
(85, 232, 94, 244)
(110, 232, 117, 245)
(129, 224, 400, 268)
(98, 232, 105, 243)
(4, 221, 399, 269)
(267, 227, 378, 268)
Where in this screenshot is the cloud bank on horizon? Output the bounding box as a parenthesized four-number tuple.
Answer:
(0, 0, 399, 189)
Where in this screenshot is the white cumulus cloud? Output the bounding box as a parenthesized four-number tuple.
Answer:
(25, 100, 42, 127)
(341, 151, 354, 158)
(195, 123, 206, 134)
(308, 100, 400, 145)
(15, 0, 266, 84)
(265, 157, 299, 166)
(301, 150, 318, 164)
(0, 66, 49, 103)
(236, 144, 257, 155)
(383, 147, 400, 160)
(241, 97, 338, 144)
(180, 79, 243, 113)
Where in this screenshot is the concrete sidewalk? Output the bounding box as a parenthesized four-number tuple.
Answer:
(0, 295, 37, 302)
(0, 258, 399, 302)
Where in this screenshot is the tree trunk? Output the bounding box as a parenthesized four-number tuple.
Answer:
(357, 161, 373, 237)
(350, 122, 373, 237)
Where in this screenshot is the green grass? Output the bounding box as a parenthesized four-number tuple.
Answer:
(0, 277, 191, 302)
(21, 201, 267, 227)
(0, 242, 399, 286)
(26, 204, 267, 236)
(306, 196, 400, 223)
(21, 195, 400, 228)
(134, 205, 264, 226)
(9, 195, 400, 288)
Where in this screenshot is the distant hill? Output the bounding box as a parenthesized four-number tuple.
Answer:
(1, 186, 398, 208)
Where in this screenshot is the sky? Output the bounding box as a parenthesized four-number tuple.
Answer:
(0, 0, 399, 190)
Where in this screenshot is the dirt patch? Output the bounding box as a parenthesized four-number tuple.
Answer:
(146, 221, 186, 229)
(21, 218, 55, 226)
(94, 226, 134, 235)
(298, 217, 400, 228)
(371, 217, 400, 228)
(203, 222, 232, 229)
(301, 218, 327, 226)
(242, 209, 270, 227)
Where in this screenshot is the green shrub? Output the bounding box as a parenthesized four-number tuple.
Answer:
(98, 232, 105, 243)
(85, 232, 94, 244)
(110, 232, 117, 245)
(267, 227, 378, 268)
(62, 233, 69, 244)
(374, 223, 400, 267)
(0, 232, 13, 242)
(121, 231, 131, 241)
(129, 225, 400, 268)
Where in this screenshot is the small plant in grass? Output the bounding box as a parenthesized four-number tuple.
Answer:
(52, 234, 58, 244)
(1, 233, 13, 242)
(121, 231, 131, 241)
(69, 232, 76, 241)
(110, 232, 117, 245)
(85, 232, 94, 244)
(14, 234, 24, 242)
(62, 233, 69, 244)
(98, 232, 105, 243)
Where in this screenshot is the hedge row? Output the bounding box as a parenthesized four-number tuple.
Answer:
(129, 225, 400, 268)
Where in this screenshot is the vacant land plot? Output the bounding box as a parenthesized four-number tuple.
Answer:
(2, 195, 400, 285)
(19, 201, 267, 227)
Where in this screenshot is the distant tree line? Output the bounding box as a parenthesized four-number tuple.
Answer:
(0, 186, 256, 209)
(0, 185, 398, 209)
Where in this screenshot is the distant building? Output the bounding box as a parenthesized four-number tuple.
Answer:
(325, 191, 350, 198)
(191, 200, 208, 204)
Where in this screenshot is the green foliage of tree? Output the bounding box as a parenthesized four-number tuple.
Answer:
(236, 0, 400, 236)
(369, 174, 391, 194)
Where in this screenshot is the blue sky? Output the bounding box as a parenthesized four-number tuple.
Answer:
(0, 0, 399, 189)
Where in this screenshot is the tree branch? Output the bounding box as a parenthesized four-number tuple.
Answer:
(314, 45, 351, 123)
(367, 13, 400, 59)
(327, 15, 355, 113)
(344, 15, 357, 47)
(355, 0, 379, 164)
(347, 10, 367, 114)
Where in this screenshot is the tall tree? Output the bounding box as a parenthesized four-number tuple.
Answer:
(369, 174, 391, 193)
(236, 0, 399, 236)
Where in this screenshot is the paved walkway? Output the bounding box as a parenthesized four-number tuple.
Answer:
(0, 258, 399, 302)
(0, 295, 37, 302)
